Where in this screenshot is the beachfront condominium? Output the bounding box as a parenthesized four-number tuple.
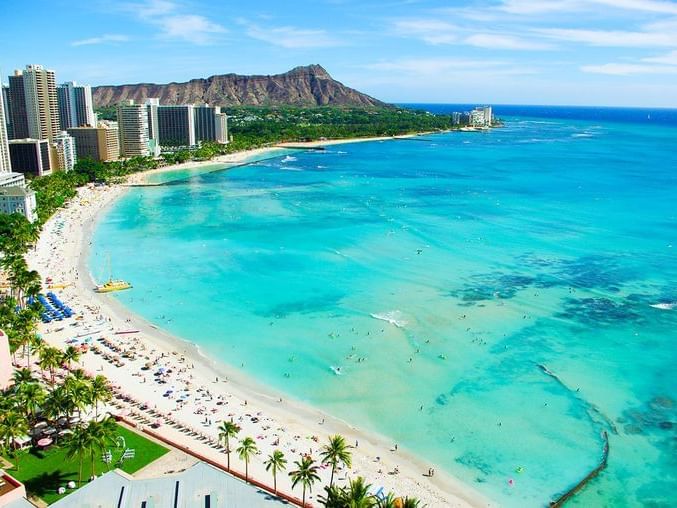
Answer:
(67, 122, 120, 162)
(7, 71, 29, 139)
(53, 131, 76, 171)
(470, 106, 493, 127)
(145, 98, 161, 157)
(216, 111, 229, 144)
(194, 105, 229, 144)
(57, 81, 96, 130)
(21, 65, 60, 141)
(9, 138, 52, 176)
(157, 105, 196, 148)
(117, 100, 153, 157)
(0, 86, 11, 172)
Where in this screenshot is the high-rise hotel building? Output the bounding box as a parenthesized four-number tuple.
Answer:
(157, 105, 196, 148)
(0, 85, 11, 172)
(22, 64, 60, 141)
(1, 85, 13, 140)
(68, 122, 120, 162)
(194, 105, 229, 144)
(7, 71, 29, 139)
(117, 100, 152, 157)
(57, 81, 96, 130)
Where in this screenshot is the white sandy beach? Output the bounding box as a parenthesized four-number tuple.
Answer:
(26, 143, 493, 508)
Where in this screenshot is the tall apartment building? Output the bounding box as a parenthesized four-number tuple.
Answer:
(68, 122, 120, 162)
(53, 131, 76, 171)
(157, 105, 196, 148)
(193, 105, 229, 144)
(0, 87, 11, 172)
(145, 98, 161, 156)
(1, 85, 13, 140)
(22, 64, 60, 141)
(9, 139, 52, 176)
(117, 100, 152, 157)
(215, 111, 229, 144)
(7, 71, 29, 139)
(194, 105, 216, 143)
(57, 81, 96, 130)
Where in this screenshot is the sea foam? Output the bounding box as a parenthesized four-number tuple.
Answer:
(650, 302, 676, 310)
(370, 310, 408, 328)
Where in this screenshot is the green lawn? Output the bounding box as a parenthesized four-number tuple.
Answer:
(3, 425, 169, 505)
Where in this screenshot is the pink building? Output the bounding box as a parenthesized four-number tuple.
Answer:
(0, 329, 12, 390)
(0, 470, 33, 507)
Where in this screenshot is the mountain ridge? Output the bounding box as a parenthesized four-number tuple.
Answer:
(92, 65, 387, 108)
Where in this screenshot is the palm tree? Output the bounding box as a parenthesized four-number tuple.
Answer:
(29, 335, 45, 369)
(16, 382, 46, 423)
(264, 449, 287, 494)
(87, 417, 118, 476)
(38, 346, 63, 385)
(43, 386, 75, 425)
(236, 436, 258, 482)
(402, 497, 424, 508)
(217, 419, 240, 469)
(0, 411, 29, 470)
(89, 375, 112, 418)
(62, 345, 81, 369)
(376, 493, 398, 508)
(66, 424, 98, 485)
(320, 434, 353, 487)
(12, 367, 35, 387)
(64, 374, 92, 420)
(289, 455, 321, 507)
(318, 484, 345, 508)
(344, 477, 374, 508)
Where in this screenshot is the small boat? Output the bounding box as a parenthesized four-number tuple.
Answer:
(95, 279, 132, 293)
(95, 254, 131, 293)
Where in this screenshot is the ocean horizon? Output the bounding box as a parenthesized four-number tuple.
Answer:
(91, 104, 677, 507)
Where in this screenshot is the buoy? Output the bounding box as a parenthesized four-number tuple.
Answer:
(508, 478, 514, 486)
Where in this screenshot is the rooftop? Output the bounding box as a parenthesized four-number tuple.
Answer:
(50, 461, 289, 508)
(0, 186, 33, 197)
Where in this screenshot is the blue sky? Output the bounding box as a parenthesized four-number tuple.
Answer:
(2, 0, 677, 107)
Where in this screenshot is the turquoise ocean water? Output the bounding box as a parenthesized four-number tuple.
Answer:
(91, 111, 677, 506)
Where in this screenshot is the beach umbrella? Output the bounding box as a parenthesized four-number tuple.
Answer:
(37, 437, 53, 447)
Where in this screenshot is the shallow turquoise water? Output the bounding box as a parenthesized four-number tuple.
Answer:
(92, 117, 677, 506)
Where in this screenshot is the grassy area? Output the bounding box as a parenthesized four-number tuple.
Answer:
(3, 425, 169, 505)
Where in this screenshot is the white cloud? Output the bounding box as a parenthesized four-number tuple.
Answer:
(121, 0, 226, 44)
(71, 34, 130, 46)
(464, 33, 553, 50)
(391, 19, 460, 44)
(392, 18, 552, 50)
(157, 15, 226, 44)
(363, 58, 538, 77)
(131, 0, 177, 17)
(497, 0, 581, 15)
(591, 0, 677, 15)
(245, 24, 342, 49)
(498, 0, 677, 15)
(581, 62, 677, 74)
(642, 49, 677, 64)
(535, 27, 677, 47)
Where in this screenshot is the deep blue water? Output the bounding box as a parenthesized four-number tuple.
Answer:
(92, 107, 677, 507)
(402, 103, 677, 127)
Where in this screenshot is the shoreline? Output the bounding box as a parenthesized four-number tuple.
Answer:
(28, 141, 493, 507)
(128, 133, 440, 185)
